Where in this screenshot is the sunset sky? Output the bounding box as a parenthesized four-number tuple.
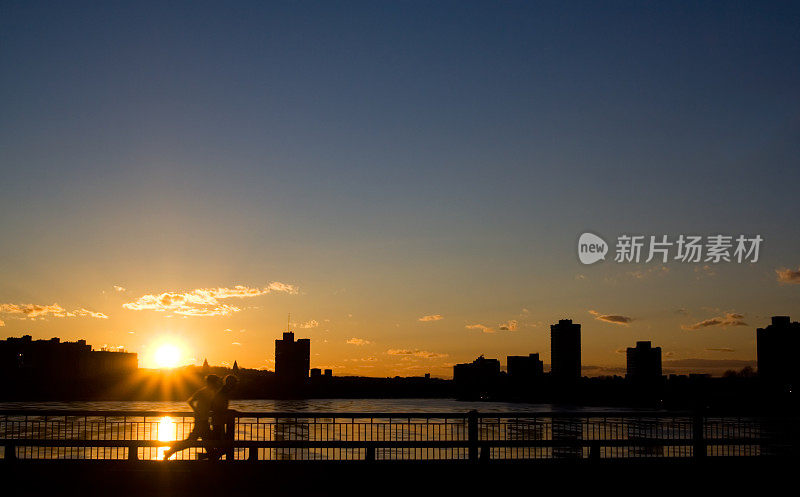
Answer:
(1, 1, 799, 377)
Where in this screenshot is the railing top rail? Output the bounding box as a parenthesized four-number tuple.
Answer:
(0, 409, 702, 418)
(0, 438, 775, 448)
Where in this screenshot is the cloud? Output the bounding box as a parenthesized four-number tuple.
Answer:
(694, 265, 716, 279)
(589, 310, 633, 325)
(663, 358, 756, 376)
(465, 323, 494, 333)
(664, 359, 754, 368)
(113, 285, 126, 292)
(386, 349, 448, 359)
(466, 319, 520, 333)
(346, 338, 371, 346)
(177, 305, 240, 317)
(705, 348, 735, 352)
(0, 319, 4, 326)
(294, 320, 319, 329)
(498, 320, 518, 331)
(69, 308, 110, 319)
(628, 266, 669, 279)
(682, 313, 747, 330)
(418, 314, 443, 322)
(581, 365, 628, 376)
(776, 267, 800, 284)
(0, 303, 108, 320)
(122, 283, 297, 316)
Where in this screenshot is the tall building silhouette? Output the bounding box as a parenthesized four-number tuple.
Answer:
(626, 341, 662, 383)
(757, 316, 800, 387)
(550, 319, 581, 381)
(275, 331, 310, 385)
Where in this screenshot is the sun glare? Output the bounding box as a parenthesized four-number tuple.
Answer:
(153, 344, 182, 369)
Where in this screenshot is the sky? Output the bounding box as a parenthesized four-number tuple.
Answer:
(1, 1, 799, 377)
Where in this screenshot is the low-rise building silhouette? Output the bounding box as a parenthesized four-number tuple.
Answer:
(551, 319, 581, 381)
(626, 341, 662, 383)
(453, 355, 500, 396)
(507, 353, 544, 381)
(0, 335, 137, 379)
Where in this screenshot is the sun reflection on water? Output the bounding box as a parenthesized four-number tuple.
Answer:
(156, 416, 176, 460)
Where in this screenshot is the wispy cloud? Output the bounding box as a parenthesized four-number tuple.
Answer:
(387, 349, 448, 359)
(418, 314, 443, 322)
(465, 323, 494, 333)
(694, 265, 716, 279)
(346, 338, 371, 346)
(589, 310, 633, 325)
(0, 303, 108, 320)
(293, 319, 319, 329)
(705, 348, 735, 352)
(122, 283, 297, 316)
(628, 266, 669, 279)
(776, 267, 800, 284)
(498, 320, 518, 331)
(69, 308, 109, 319)
(682, 313, 747, 330)
(113, 285, 126, 292)
(663, 358, 756, 376)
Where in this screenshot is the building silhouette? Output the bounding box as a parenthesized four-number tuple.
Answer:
(757, 316, 800, 388)
(0, 335, 137, 379)
(275, 331, 310, 386)
(453, 355, 500, 397)
(507, 353, 544, 381)
(550, 319, 581, 381)
(626, 341, 662, 383)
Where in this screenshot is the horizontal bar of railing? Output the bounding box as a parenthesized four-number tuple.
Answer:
(0, 438, 772, 448)
(0, 410, 705, 418)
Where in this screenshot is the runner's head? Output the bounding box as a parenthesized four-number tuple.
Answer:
(205, 374, 221, 387)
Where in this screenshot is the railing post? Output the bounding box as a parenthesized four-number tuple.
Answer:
(225, 417, 235, 461)
(467, 410, 479, 462)
(589, 441, 600, 462)
(5, 443, 16, 461)
(479, 443, 489, 463)
(693, 411, 705, 460)
(128, 443, 138, 461)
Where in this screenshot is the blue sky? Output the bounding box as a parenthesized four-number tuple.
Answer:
(1, 1, 798, 375)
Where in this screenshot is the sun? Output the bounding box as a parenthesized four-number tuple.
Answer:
(153, 343, 182, 369)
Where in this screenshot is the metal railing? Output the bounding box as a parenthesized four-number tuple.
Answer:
(0, 410, 796, 462)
